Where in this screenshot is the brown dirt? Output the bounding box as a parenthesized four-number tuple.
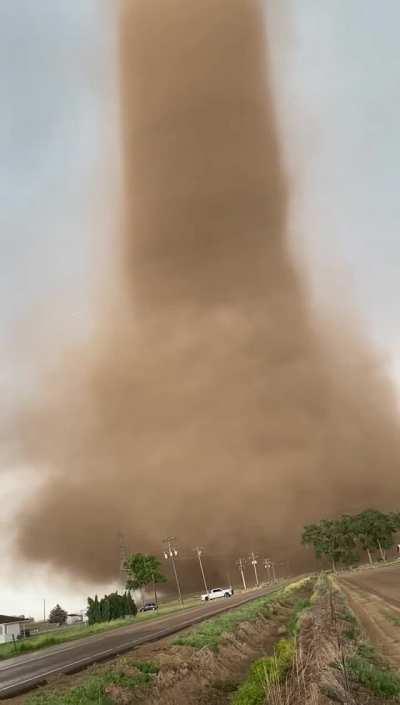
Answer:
(339, 564, 400, 608)
(339, 569, 400, 670)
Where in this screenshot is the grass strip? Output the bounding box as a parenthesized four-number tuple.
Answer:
(174, 578, 311, 652)
(346, 652, 400, 697)
(26, 661, 159, 705)
(232, 638, 295, 705)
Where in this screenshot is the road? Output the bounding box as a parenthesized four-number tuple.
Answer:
(0, 585, 277, 699)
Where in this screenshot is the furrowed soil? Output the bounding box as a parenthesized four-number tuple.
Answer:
(339, 564, 400, 670)
(13, 580, 313, 705)
(274, 570, 400, 704)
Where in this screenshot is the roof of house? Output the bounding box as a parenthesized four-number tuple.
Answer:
(0, 615, 28, 624)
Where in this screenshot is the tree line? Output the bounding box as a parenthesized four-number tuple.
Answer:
(85, 553, 167, 625)
(87, 592, 137, 625)
(302, 508, 400, 571)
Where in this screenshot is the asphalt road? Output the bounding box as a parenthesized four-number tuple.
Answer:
(0, 585, 277, 699)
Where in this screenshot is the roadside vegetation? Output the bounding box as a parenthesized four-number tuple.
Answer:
(302, 507, 400, 570)
(21, 578, 314, 705)
(232, 638, 295, 705)
(23, 575, 400, 704)
(347, 646, 400, 698)
(0, 596, 199, 662)
(263, 574, 400, 703)
(87, 592, 137, 625)
(174, 578, 311, 651)
(26, 660, 160, 705)
(124, 553, 167, 609)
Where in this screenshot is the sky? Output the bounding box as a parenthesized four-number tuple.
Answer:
(1, 1, 400, 618)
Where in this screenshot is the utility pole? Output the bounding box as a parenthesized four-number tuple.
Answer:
(163, 537, 184, 607)
(194, 547, 209, 595)
(250, 552, 259, 587)
(264, 558, 275, 583)
(43, 599, 46, 622)
(118, 531, 129, 590)
(237, 558, 247, 591)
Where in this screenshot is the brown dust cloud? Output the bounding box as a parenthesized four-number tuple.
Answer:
(14, 0, 400, 584)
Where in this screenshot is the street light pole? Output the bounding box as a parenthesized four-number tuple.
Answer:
(163, 537, 184, 607)
(195, 547, 209, 595)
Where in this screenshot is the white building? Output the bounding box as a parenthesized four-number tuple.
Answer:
(66, 613, 83, 626)
(0, 615, 29, 644)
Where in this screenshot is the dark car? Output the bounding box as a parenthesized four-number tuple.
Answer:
(139, 602, 158, 612)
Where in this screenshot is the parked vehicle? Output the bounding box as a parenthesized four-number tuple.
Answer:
(201, 587, 234, 601)
(139, 602, 158, 612)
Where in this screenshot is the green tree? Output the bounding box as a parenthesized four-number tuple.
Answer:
(101, 596, 111, 622)
(125, 553, 167, 607)
(302, 517, 358, 571)
(354, 509, 398, 562)
(48, 604, 68, 626)
(87, 592, 137, 625)
(125, 591, 137, 616)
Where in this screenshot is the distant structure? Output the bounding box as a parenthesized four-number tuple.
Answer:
(0, 615, 30, 644)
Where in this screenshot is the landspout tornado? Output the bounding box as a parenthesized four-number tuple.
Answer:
(16, 0, 400, 581)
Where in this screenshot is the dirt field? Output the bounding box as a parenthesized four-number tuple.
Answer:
(339, 563, 400, 669)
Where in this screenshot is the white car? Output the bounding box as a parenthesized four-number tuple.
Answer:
(201, 587, 234, 601)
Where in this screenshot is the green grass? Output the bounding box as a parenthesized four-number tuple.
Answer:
(0, 597, 200, 662)
(287, 597, 310, 636)
(232, 638, 295, 705)
(346, 654, 400, 697)
(174, 589, 279, 651)
(174, 578, 312, 652)
(231, 582, 311, 704)
(341, 639, 400, 698)
(26, 661, 159, 705)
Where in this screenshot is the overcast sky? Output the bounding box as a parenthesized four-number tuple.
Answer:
(1, 1, 399, 617)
